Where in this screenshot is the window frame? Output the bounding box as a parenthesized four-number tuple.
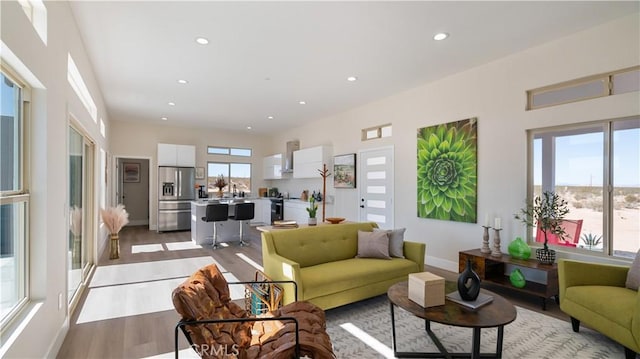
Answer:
(0, 65, 31, 331)
(206, 161, 252, 194)
(526, 116, 639, 259)
(207, 146, 252, 157)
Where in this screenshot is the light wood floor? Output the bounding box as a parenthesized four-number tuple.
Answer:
(57, 226, 568, 358)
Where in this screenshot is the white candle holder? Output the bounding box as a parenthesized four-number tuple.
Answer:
(491, 228, 503, 257)
(481, 226, 491, 254)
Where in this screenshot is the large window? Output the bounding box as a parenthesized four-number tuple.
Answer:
(530, 117, 639, 259)
(1, 69, 30, 328)
(207, 162, 251, 195)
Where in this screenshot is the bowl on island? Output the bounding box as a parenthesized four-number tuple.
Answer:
(325, 217, 345, 224)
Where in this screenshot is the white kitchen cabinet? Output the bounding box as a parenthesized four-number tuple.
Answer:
(283, 200, 332, 224)
(293, 145, 332, 178)
(177, 145, 196, 167)
(263, 154, 283, 180)
(250, 199, 271, 225)
(158, 143, 196, 167)
(158, 143, 178, 166)
(284, 201, 308, 224)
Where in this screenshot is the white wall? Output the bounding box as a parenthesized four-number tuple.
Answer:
(270, 14, 640, 271)
(108, 120, 273, 229)
(1, 1, 110, 358)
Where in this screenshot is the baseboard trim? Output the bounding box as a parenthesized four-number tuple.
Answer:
(126, 219, 149, 226)
(426, 255, 458, 273)
(45, 316, 68, 358)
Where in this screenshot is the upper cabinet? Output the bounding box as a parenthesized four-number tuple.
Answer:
(293, 145, 332, 178)
(263, 154, 283, 180)
(158, 143, 196, 167)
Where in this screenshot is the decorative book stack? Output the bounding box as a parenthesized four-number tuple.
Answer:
(446, 291, 494, 309)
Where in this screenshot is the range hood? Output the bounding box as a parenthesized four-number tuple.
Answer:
(282, 140, 299, 173)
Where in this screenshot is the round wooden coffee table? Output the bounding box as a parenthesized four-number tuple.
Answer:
(388, 281, 517, 358)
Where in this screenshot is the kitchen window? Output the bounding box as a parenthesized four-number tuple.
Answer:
(207, 162, 251, 194)
(1, 67, 30, 330)
(528, 116, 639, 259)
(207, 146, 252, 157)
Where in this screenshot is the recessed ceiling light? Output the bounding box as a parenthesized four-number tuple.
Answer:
(347, 76, 358, 82)
(267, 116, 274, 120)
(177, 79, 188, 84)
(246, 126, 252, 130)
(299, 101, 306, 105)
(168, 102, 175, 106)
(161, 116, 168, 121)
(195, 37, 209, 45)
(433, 32, 449, 41)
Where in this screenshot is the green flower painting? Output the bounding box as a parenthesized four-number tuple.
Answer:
(417, 118, 477, 223)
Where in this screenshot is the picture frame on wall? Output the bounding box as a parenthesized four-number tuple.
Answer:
(334, 153, 356, 188)
(123, 162, 140, 183)
(195, 167, 205, 180)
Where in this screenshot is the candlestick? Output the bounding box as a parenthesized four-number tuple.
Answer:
(481, 226, 491, 254)
(491, 228, 503, 257)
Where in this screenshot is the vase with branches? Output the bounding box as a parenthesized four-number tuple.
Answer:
(100, 204, 130, 259)
(514, 191, 569, 264)
(214, 174, 227, 198)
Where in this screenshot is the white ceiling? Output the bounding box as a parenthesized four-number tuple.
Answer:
(69, 1, 638, 134)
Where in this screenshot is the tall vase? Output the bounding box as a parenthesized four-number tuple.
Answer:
(109, 233, 120, 260)
(457, 258, 481, 301)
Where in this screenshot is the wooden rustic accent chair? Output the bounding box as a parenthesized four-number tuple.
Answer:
(172, 264, 335, 359)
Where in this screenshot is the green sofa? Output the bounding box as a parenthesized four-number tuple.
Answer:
(261, 222, 425, 310)
(558, 259, 639, 359)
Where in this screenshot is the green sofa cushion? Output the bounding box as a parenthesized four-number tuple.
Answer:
(565, 285, 636, 329)
(300, 257, 419, 299)
(269, 222, 378, 268)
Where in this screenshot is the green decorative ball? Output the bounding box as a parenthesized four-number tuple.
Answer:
(509, 268, 526, 288)
(508, 237, 531, 260)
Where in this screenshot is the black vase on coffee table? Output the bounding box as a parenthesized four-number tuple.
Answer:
(458, 258, 481, 301)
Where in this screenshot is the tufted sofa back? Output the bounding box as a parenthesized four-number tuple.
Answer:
(263, 222, 378, 268)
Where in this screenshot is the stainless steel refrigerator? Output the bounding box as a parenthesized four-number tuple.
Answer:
(157, 166, 195, 231)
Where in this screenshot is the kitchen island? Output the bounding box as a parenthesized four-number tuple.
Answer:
(190, 198, 270, 245)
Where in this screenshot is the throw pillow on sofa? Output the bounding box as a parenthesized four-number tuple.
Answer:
(356, 230, 391, 259)
(374, 228, 406, 258)
(625, 249, 640, 290)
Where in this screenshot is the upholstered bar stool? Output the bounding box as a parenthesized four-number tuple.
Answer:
(202, 203, 229, 249)
(229, 202, 254, 246)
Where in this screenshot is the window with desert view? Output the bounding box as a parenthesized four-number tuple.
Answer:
(531, 117, 639, 259)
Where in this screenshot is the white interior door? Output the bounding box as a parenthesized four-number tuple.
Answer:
(358, 147, 394, 229)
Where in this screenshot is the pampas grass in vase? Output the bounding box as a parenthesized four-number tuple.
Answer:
(100, 204, 129, 259)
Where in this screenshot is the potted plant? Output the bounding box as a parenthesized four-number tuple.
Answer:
(306, 197, 318, 226)
(100, 204, 130, 259)
(214, 174, 227, 198)
(514, 191, 569, 264)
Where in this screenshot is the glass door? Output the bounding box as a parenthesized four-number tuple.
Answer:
(68, 125, 94, 305)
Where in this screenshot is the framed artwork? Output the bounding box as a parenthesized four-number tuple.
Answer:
(334, 153, 356, 188)
(417, 117, 477, 223)
(123, 162, 140, 183)
(195, 167, 205, 179)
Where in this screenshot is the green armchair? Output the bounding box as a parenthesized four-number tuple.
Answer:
(558, 259, 639, 359)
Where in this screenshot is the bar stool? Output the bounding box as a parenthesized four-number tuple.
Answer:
(202, 203, 229, 249)
(229, 202, 254, 246)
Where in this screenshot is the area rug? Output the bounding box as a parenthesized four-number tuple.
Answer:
(325, 295, 623, 359)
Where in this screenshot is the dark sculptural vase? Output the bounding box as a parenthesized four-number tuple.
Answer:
(458, 258, 481, 301)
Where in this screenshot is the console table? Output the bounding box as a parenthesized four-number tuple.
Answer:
(459, 249, 559, 310)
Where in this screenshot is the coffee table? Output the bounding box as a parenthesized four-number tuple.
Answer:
(388, 281, 517, 358)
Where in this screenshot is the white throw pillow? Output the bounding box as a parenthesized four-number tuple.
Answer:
(356, 230, 391, 259)
(374, 228, 406, 258)
(625, 249, 640, 291)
